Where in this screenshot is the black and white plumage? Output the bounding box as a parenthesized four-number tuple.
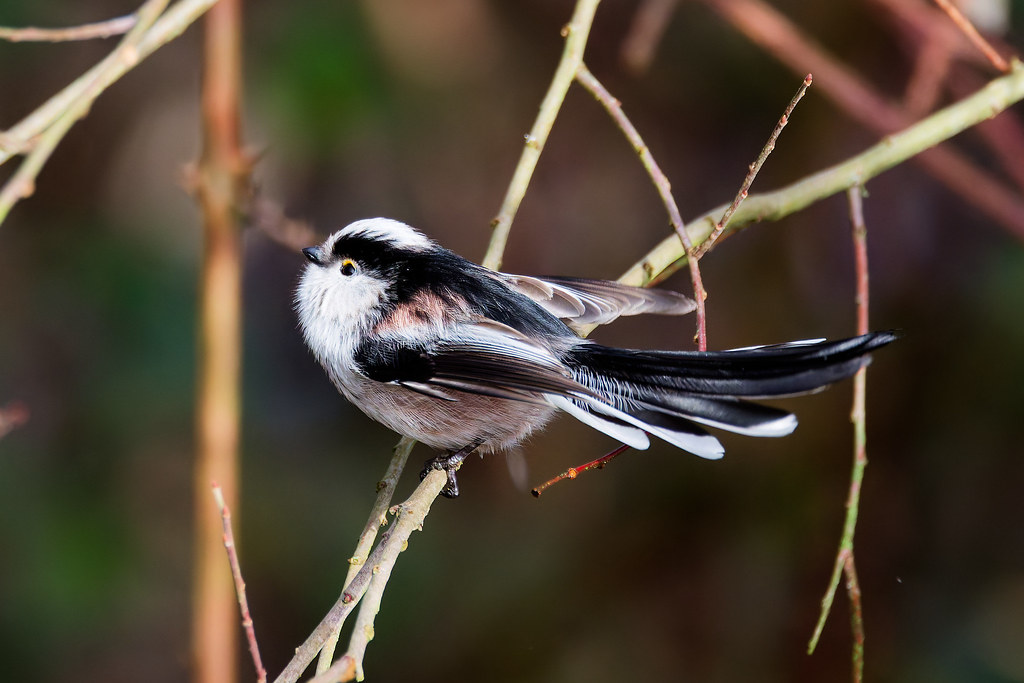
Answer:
(296, 218, 895, 496)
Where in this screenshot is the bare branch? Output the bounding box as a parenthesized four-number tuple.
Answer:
(575, 63, 709, 349)
(695, 73, 812, 259)
(212, 484, 267, 683)
(0, 14, 136, 42)
(483, 0, 601, 271)
(932, 0, 1010, 72)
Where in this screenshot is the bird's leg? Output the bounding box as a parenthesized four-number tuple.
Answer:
(420, 441, 482, 499)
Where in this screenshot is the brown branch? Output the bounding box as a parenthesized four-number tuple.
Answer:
(248, 193, 319, 252)
(574, 63, 708, 349)
(0, 14, 136, 42)
(213, 484, 267, 683)
(695, 73, 812, 259)
(845, 553, 865, 683)
(193, 2, 249, 683)
(932, 0, 1010, 73)
(699, 0, 1024, 240)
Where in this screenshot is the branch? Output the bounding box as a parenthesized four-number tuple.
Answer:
(699, 0, 1024, 239)
(213, 484, 267, 683)
(273, 470, 449, 683)
(0, 14, 136, 42)
(807, 186, 870, 677)
(483, 0, 601, 271)
(932, 0, 1010, 72)
(694, 73, 812, 258)
(0, 0, 220, 169)
(574, 63, 708, 349)
(193, 1, 247, 682)
(316, 437, 415, 675)
(614, 61, 1024, 288)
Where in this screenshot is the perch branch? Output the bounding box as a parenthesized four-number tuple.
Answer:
(0, 14, 136, 42)
(807, 187, 870, 678)
(483, 0, 601, 271)
(213, 484, 267, 683)
(574, 63, 708, 349)
(316, 437, 415, 674)
(273, 470, 449, 683)
(614, 60, 1024, 288)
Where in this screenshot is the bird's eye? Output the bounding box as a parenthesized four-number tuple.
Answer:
(340, 259, 357, 277)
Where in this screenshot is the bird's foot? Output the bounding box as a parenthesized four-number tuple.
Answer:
(420, 442, 481, 498)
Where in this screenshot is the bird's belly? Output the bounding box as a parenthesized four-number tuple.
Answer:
(341, 379, 556, 453)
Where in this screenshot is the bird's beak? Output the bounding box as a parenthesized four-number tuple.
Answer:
(302, 246, 324, 265)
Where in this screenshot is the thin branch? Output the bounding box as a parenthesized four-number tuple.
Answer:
(932, 0, 1010, 73)
(694, 73, 812, 259)
(212, 484, 267, 683)
(0, 14, 136, 42)
(531, 443, 630, 497)
(699, 0, 1024, 239)
(0, 0, 221, 170)
(614, 60, 1024, 289)
(807, 185, 870, 665)
(248, 193, 319, 252)
(316, 437, 415, 675)
(0, 0, 173, 228)
(575, 63, 708, 349)
(193, 1, 247, 682)
(483, 0, 601, 271)
(273, 470, 450, 683)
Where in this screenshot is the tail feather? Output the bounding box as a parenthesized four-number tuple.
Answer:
(564, 331, 896, 456)
(569, 331, 896, 398)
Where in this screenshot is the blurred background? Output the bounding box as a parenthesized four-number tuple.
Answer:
(1, 0, 1023, 681)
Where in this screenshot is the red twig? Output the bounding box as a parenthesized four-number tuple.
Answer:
(845, 553, 865, 683)
(695, 74, 812, 259)
(212, 484, 268, 683)
(932, 0, 1010, 73)
(575, 63, 708, 349)
(532, 443, 632, 497)
(620, 0, 679, 73)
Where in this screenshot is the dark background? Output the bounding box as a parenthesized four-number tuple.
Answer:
(1, 1, 1023, 681)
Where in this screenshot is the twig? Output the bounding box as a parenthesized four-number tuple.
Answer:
(273, 470, 449, 683)
(575, 63, 708, 349)
(695, 74, 811, 259)
(0, 14, 136, 42)
(212, 484, 267, 683)
(620, 0, 679, 74)
(316, 437, 415, 675)
(932, 0, 1010, 73)
(531, 443, 630, 496)
(807, 186, 870, 674)
(483, 0, 601, 271)
(0, 0, 172, 228)
(614, 60, 1024, 289)
(193, 1, 247, 682)
(248, 193, 319, 252)
(699, 0, 1024, 239)
(0, 0, 221, 170)
(0, 401, 29, 441)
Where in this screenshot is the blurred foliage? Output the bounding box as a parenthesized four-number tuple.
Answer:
(2, 1, 1024, 682)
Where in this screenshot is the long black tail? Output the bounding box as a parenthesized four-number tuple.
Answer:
(562, 331, 897, 458)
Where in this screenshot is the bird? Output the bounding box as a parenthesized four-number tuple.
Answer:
(295, 217, 895, 497)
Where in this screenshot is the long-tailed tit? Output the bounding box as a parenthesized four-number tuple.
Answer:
(296, 218, 895, 497)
